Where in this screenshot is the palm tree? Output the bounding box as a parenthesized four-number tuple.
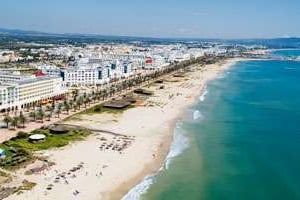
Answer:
(76, 100, 81, 110)
(64, 103, 70, 114)
(91, 94, 96, 103)
(56, 106, 62, 118)
(51, 99, 56, 110)
(45, 111, 52, 121)
(19, 113, 27, 128)
(11, 116, 19, 129)
(101, 89, 107, 100)
(110, 87, 115, 97)
(37, 109, 45, 123)
(29, 112, 36, 121)
(69, 100, 74, 111)
(72, 89, 79, 98)
(63, 100, 70, 114)
(3, 115, 12, 128)
(57, 103, 63, 112)
(63, 99, 68, 107)
(77, 97, 83, 110)
(73, 104, 78, 112)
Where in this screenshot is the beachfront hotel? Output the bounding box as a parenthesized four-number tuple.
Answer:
(60, 66, 107, 87)
(0, 72, 66, 112)
(42, 58, 133, 87)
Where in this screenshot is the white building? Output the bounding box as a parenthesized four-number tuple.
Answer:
(58, 58, 133, 87)
(0, 72, 31, 83)
(61, 67, 107, 87)
(0, 74, 66, 111)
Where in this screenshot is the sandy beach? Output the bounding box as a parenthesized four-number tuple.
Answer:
(3, 58, 243, 200)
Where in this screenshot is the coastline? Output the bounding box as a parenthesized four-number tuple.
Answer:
(4, 57, 245, 200)
(113, 57, 245, 200)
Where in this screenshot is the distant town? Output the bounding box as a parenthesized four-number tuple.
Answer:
(0, 31, 269, 116)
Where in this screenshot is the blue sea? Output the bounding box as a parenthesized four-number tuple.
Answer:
(123, 49, 300, 200)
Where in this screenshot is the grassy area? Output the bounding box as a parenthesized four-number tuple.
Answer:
(85, 104, 134, 115)
(0, 128, 91, 169)
(5, 129, 90, 151)
(73, 104, 135, 117)
(62, 103, 135, 122)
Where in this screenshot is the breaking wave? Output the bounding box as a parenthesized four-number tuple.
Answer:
(122, 123, 189, 200)
(199, 89, 208, 102)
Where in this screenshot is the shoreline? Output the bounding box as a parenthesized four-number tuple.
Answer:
(114, 57, 245, 200)
(3, 57, 245, 200)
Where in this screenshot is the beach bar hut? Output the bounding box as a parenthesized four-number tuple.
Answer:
(103, 100, 131, 109)
(133, 89, 154, 96)
(49, 125, 69, 134)
(29, 134, 46, 143)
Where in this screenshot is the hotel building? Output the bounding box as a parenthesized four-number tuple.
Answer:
(0, 73, 66, 111)
(44, 58, 133, 87)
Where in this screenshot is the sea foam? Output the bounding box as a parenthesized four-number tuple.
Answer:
(193, 110, 202, 120)
(164, 125, 189, 169)
(199, 89, 208, 102)
(121, 174, 155, 200)
(122, 123, 189, 200)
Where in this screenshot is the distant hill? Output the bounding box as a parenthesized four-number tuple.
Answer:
(0, 27, 300, 48)
(0, 27, 62, 37)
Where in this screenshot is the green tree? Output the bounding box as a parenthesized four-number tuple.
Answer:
(64, 103, 70, 114)
(19, 113, 27, 128)
(3, 115, 12, 128)
(69, 100, 74, 110)
(29, 112, 36, 121)
(37, 109, 45, 123)
(56, 106, 62, 118)
(11, 116, 19, 129)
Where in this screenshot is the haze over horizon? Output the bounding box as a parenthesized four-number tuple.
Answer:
(0, 0, 299, 39)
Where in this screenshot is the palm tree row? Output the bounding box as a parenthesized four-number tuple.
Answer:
(2, 56, 215, 130)
(3, 112, 27, 130)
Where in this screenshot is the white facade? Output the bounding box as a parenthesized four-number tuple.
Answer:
(60, 58, 133, 87)
(61, 67, 107, 87)
(0, 75, 66, 111)
(0, 72, 34, 83)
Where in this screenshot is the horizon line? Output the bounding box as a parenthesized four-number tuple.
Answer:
(0, 26, 299, 41)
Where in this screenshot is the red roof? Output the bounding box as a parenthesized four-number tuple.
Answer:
(146, 57, 152, 64)
(33, 71, 46, 77)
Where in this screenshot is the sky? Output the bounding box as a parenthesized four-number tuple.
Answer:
(0, 0, 299, 39)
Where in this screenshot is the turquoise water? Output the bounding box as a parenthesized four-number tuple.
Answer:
(272, 49, 300, 57)
(123, 50, 300, 200)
